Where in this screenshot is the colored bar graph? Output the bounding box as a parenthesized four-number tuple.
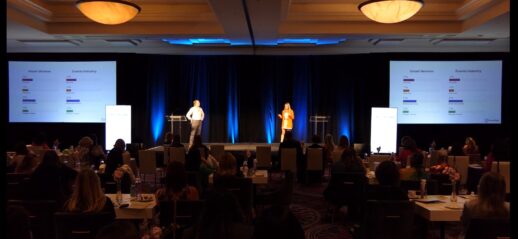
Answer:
(22, 78, 33, 82)
(22, 99, 36, 102)
(66, 89, 72, 92)
(449, 100, 463, 103)
(22, 89, 29, 92)
(449, 78, 461, 82)
(402, 110, 409, 113)
(448, 110, 456, 113)
(403, 89, 410, 93)
(66, 79, 77, 82)
(449, 89, 455, 92)
(403, 100, 417, 103)
(66, 109, 74, 113)
(403, 79, 415, 82)
(66, 99, 80, 103)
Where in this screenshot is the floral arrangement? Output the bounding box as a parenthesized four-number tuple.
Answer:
(444, 166, 461, 182)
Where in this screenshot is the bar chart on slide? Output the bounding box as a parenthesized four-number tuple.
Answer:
(9, 61, 116, 123)
(389, 61, 502, 124)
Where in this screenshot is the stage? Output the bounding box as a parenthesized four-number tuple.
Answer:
(147, 143, 284, 153)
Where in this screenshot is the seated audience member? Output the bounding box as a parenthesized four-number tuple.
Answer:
(182, 190, 253, 239)
(96, 221, 139, 239)
(331, 148, 366, 175)
(398, 136, 421, 168)
(483, 138, 510, 172)
(238, 149, 256, 170)
(105, 139, 126, 179)
(171, 134, 185, 148)
(65, 168, 116, 220)
(460, 172, 510, 238)
(324, 134, 336, 161)
(462, 137, 480, 156)
(278, 131, 304, 182)
(164, 132, 174, 145)
(216, 153, 242, 179)
(31, 132, 50, 149)
(400, 152, 425, 181)
(155, 161, 199, 204)
(186, 135, 211, 171)
(368, 160, 408, 201)
(73, 136, 94, 167)
(30, 150, 78, 207)
(332, 135, 350, 158)
(8, 142, 29, 171)
(15, 153, 37, 174)
(7, 206, 32, 239)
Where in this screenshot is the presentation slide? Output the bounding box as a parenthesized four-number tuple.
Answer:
(9, 61, 116, 123)
(370, 107, 398, 154)
(390, 61, 502, 124)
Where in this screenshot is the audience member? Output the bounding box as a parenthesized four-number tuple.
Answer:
(484, 138, 510, 172)
(31, 132, 49, 149)
(15, 153, 37, 174)
(30, 150, 78, 207)
(155, 161, 199, 204)
(186, 135, 211, 171)
(324, 134, 336, 163)
(460, 172, 510, 238)
(462, 137, 479, 156)
(105, 139, 126, 178)
(8, 142, 28, 171)
(398, 136, 421, 168)
(331, 148, 366, 175)
(332, 135, 350, 157)
(400, 152, 425, 181)
(368, 160, 408, 201)
(65, 168, 116, 220)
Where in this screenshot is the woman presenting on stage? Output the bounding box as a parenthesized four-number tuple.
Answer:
(278, 102, 294, 142)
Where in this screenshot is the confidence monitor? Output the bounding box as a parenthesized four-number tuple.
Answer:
(370, 107, 398, 154)
(8, 61, 116, 123)
(389, 61, 502, 124)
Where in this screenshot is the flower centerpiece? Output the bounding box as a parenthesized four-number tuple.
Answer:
(444, 166, 460, 202)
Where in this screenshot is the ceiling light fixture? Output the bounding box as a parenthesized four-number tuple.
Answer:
(359, 0, 424, 24)
(76, 0, 141, 25)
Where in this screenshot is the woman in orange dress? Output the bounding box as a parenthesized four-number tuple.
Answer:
(278, 102, 295, 142)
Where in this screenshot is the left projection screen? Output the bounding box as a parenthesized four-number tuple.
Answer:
(9, 61, 116, 123)
(105, 105, 131, 150)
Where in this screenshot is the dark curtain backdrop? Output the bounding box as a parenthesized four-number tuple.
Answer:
(6, 53, 511, 156)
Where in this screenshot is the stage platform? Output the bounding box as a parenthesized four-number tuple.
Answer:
(147, 143, 283, 152)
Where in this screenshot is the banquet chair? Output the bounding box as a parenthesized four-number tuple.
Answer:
(8, 200, 58, 239)
(54, 211, 114, 239)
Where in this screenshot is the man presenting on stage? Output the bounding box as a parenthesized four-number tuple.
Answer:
(186, 99, 204, 148)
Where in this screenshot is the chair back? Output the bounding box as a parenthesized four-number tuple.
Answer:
(280, 148, 297, 172)
(326, 172, 367, 206)
(464, 217, 510, 239)
(214, 177, 253, 215)
(448, 156, 469, 185)
(209, 145, 225, 162)
(54, 211, 115, 239)
(353, 143, 364, 155)
(256, 146, 272, 169)
(306, 147, 323, 170)
(361, 200, 415, 239)
(468, 154, 482, 164)
(491, 161, 510, 193)
(8, 200, 58, 239)
(170, 147, 186, 164)
(163, 145, 171, 165)
(399, 180, 420, 192)
(159, 200, 205, 229)
(138, 150, 157, 174)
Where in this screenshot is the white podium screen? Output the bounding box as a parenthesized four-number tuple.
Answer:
(105, 105, 131, 150)
(370, 107, 398, 154)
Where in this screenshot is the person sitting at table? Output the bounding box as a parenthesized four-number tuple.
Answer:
(368, 160, 408, 201)
(73, 136, 94, 168)
(186, 135, 212, 171)
(331, 148, 366, 175)
(105, 139, 126, 179)
(398, 136, 421, 168)
(155, 161, 199, 204)
(331, 135, 350, 161)
(460, 172, 510, 238)
(30, 150, 78, 207)
(7, 142, 29, 172)
(462, 137, 479, 156)
(483, 138, 509, 172)
(15, 152, 37, 174)
(400, 152, 425, 181)
(65, 168, 116, 220)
